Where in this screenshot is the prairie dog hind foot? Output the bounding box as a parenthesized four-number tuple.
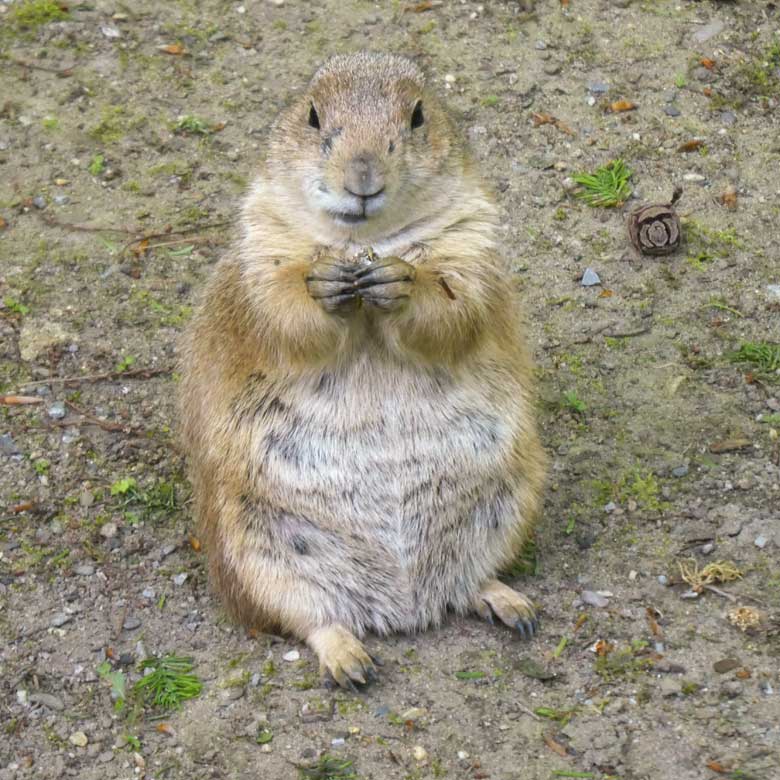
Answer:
(473, 579, 539, 640)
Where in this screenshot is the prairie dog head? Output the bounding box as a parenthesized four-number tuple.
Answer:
(264, 52, 463, 246)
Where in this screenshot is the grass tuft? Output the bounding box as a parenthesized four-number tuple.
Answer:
(730, 341, 780, 377)
(9, 0, 68, 29)
(572, 159, 632, 207)
(133, 655, 202, 710)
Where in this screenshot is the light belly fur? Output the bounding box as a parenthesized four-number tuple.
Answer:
(237, 353, 526, 635)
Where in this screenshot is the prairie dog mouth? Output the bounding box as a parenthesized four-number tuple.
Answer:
(329, 211, 368, 225)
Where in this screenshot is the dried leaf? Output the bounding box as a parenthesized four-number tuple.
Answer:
(189, 536, 202, 552)
(598, 289, 614, 298)
(608, 99, 637, 113)
(543, 731, 569, 757)
(159, 43, 185, 56)
(727, 606, 761, 632)
(532, 112, 556, 126)
(706, 761, 729, 773)
(719, 186, 737, 209)
(573, 613, 588, 632)
(532, 112, 576, 136)
(0, 216, 7, 230)
(677, 139, 703, 153)
(594, 639, 613, 657)
(645, 607, 663, 637)
(703, 87, 713, 97)
(131, 238, 149, 257)
(156, 723, 175, 736)
(404, 0, 441, 11)
(700, 57, 716, 70)
(735, 668, 751, 679)
(0, 395, 44, 405)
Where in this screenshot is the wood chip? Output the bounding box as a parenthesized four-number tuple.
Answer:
(0, 395, 44, 405)
(709, 438, 751, 453)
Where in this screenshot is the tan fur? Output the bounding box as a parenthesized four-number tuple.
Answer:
(178, 52, 547, 687)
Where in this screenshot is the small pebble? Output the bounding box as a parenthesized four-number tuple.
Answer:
(100, 23, 122, 38)
(53, 195, 70, 206)
(680, 590, 699, 599)
(50, 613, 72, 627)
(664, 105, 681, 117)
(628, 570, 638, 581)
(713, 657, 741, 674)
(701, 542, 715, 555)
(543, 62, 562, 76)
(683, 173, 706, 183)
(100, 522, 118, 539)
(172, 572, 188, 586)
(401, 707, 427, 721)
(413, 746, 428, 762)
(754, 535, 768, 549)
(587, 81, 609, 94)
(672, 465, 689, 478)
(283, 650, 300, 662)
(659, 678, 680, 697)
(720, 111, 736, 126)
(0, 433, 19, 455)
(123, 616, 142, 631)
(581, 268, 601, 286)
(142, 587, 156, 599)
(69, 731, 88, 747)
(582, 590, 609, 608)
(331, 738, 346, 747)
(766, 285, 780, 300)
(29, 692, 64, 711)
(74, 563, 95, 576)
(32, 195, 47, 209)
(604, 501, 617, 513)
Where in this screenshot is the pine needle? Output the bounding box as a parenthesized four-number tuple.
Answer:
(133, 654, 203, 710)
(572, 159, 633, 207)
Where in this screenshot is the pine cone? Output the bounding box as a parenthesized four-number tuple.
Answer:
(627, 187, 682, 256)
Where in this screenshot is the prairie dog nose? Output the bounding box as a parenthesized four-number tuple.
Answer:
(344, 154, 385, 198)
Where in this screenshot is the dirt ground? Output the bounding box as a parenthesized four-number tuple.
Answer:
(1, 1, 779, 779)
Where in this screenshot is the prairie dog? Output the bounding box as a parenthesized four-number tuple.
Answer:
(178, 52, 547, 688)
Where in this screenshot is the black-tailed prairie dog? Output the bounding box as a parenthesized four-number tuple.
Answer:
(179, 52, 547, 689)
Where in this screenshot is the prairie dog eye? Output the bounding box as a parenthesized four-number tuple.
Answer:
(411, 100, 424, 130)
(308, 104, 321, 130)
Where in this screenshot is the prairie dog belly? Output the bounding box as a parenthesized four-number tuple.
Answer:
(235, 352, 527, 634)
